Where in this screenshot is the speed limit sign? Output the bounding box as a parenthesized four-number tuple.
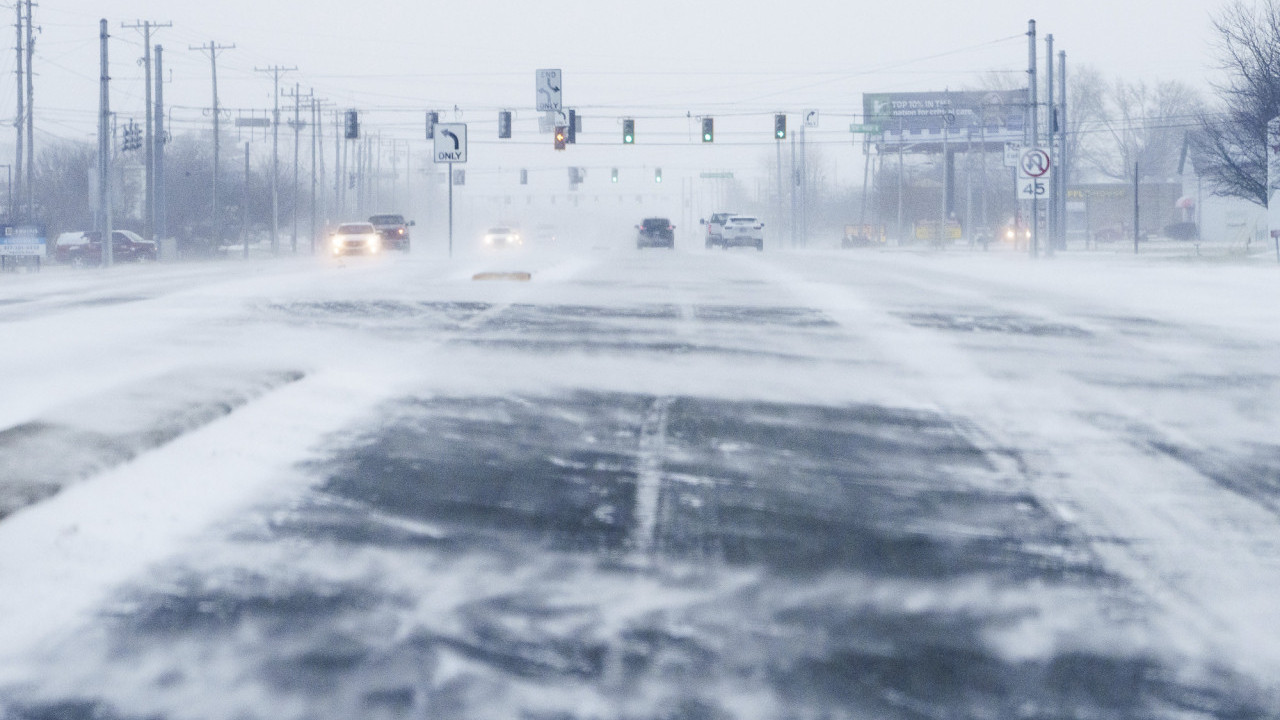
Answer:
(1018, 178, 1049, 199)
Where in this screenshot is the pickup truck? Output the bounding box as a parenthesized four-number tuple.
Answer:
(700, 212, 739, 249)
(368, 214, 414, 252)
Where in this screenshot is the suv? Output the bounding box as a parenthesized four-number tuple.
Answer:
(53, 230, 158, 266)
(636, 218, 675, 249)
(700, 212, 738, 249)
(368, 214, 414, 252)
(721, 216, 765, 251)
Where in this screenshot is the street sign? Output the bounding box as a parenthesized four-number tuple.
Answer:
(433, 123, 467, 164)
(1003, 142, 1023, 168)
(849, 123, 881, 134)
(699, 172, 734, 179)
(804, 109, 819, 128)
(1018, 178, 1049, 200)
(1018, 147, 1051, 180)
(235, 117, 271, 128)
(536, 68, 562, 112)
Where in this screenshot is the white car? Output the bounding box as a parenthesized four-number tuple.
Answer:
(483, 226, 522, 249)
(701, 211, 739, 249)
(720, 216, 765, 251)
(329, 222, 381, 256)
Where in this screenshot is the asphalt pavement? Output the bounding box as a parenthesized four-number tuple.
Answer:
(1, 244, 1278, 719)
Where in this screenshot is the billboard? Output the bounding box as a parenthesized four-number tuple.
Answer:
(863, 90, 1028, 150)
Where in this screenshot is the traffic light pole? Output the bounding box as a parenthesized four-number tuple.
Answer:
(448, 164, 454, 259)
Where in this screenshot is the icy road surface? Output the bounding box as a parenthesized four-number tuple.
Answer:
(1, 243, 1279, 719)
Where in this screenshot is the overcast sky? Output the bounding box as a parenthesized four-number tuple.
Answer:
(0, 0, 1241, 188)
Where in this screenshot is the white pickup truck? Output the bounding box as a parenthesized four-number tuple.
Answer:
(720, 216, 765, 251)
(701, 212, 739, 249)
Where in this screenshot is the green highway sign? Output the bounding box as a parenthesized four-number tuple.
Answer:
(849, 123, 882, 134)
(699, 172, 734, 179)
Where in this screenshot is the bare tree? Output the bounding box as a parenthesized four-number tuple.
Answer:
(1193, 0, 1280, 206)
(31, 141, 96, 237)
(1083, 78, 1204, 183)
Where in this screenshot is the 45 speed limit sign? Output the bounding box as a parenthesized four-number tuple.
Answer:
(1018, 178, 1049, 199)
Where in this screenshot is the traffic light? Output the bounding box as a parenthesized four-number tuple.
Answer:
(498, 110, 512, 139)
(520, 168, 528, 185)
(702, 117, 714, 143)
(774, 113, 786, 139)
(623, 118, 634, 144)
(568, 167, 583, 184)
(121, 122, 143, 152)
(345, 109, 360, 140)
(611, 167, 618, 183)
(567, 109, 577, 144)
(554, 126, 567, 150)
(453, 169, 465, 186)
(654, 167, 662, 184)
(425, 111, 438, 139)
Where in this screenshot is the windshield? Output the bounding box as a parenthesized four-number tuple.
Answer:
(336, 223, 374, 234)
(368, 215, 404, 225)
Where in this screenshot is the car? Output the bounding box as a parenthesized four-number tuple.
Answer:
(368, 214, 414, 252)
(700, 212, 738, 249)
(636, 218, 675, 249)
(328, 222, 381, 256)
(533, 224, 558, 244)
(1000, 222, 1032, 248)
(482, 226, 522, 249)
(52, 230, 158, 266)
(721, 216, 764, 251)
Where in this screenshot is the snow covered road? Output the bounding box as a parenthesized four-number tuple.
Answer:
(1, 244, 1279, 718)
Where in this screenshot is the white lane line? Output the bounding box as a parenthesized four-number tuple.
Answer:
(632, 397, 673, 557)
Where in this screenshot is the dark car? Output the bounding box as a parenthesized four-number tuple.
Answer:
(636, 218, 675, 249)
(53, 230, 158, 266)
(368, 214, 414, 252)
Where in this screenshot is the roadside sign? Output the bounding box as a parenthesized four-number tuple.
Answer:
(433, 123, 467, 164)
(1018, 147, 1051, 180)
(1018, 178, 1049, 200)
(1003, 141, 1022, 168)
(804, 109, 819, 128)
(849, 123, 882, 134)
(536, 69, 562, 112)
(0, 224, 46, 256)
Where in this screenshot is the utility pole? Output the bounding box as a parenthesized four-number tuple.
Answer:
(13, 2, 23, 220)
(310, 96, 320, 252)
(242, 142, 250, 259)
(1059, 50, 1068, 250)
(1027, 19, 1039, 258)
(1045, 34, 1055, 257)
(23, 0, 34, 219)
(122, 20, 171, 241)
(283, 82, 311, 253)
(256, 65, 296, 255)
(190, 40, 235, 251)
(98, 19, 111, 266)
(154, 44, 166, 242)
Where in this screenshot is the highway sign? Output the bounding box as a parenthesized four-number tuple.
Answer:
(536, 69, 562, 112)
(849, 123, 882, 134)
(1003, 142, 1022, 168)
(433, 123, 467, 164)
(1018, 147, 1052, 180)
